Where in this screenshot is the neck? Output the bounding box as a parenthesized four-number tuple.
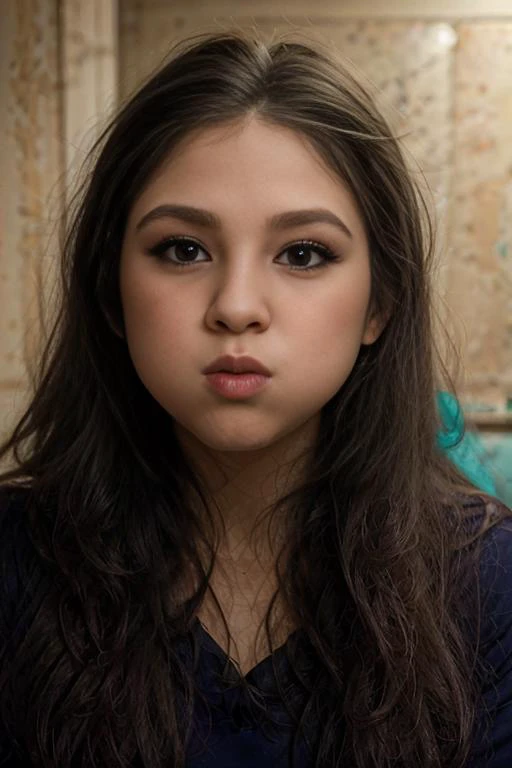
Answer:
(175, 419, 318, 559)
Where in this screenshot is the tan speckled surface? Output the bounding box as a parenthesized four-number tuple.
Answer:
(447, 23, 512, 406)
(0, 0, 117, 445)
(0, 0, 62, 411)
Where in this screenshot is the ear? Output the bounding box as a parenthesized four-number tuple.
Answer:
(361, 307, 390, 346)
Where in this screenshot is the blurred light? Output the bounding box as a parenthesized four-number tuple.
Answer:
(435, 24, 458, 48)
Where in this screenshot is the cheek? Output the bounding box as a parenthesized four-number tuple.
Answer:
(120, 276, 194, 381)
(294, 279, 371, 352)
(288, 282, 372, 401)
(121, 260, 186, 335)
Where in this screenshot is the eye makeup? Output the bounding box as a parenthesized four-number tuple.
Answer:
(146, 236, 343, 273)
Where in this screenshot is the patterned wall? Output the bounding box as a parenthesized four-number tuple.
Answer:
(119, 2, 512, 415)
(0, 0, 62, 440)
(449, 23, 512, 406)
(0, 0, 118, 446)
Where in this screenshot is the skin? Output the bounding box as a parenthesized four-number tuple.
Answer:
(119, 116, 385, 668)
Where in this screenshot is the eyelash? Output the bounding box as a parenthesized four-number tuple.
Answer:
(147, 236, 340, 272)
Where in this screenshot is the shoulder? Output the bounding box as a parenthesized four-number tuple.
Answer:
(456, 494, 512, 766)
(458, 494, 512, 605)
(0, 483, 35, 558)
(456, 494, 512, 645)
(0, 482, 33, 521)
(0, 486, 49, 762)
(0, 483, 35, 566)
(0, 484, 45, 643)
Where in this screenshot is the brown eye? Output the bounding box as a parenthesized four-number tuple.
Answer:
(276, 241, 338, 271)
(148, 237, 209, 265)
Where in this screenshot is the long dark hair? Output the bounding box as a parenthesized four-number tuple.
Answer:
(0, 31, 505, 767)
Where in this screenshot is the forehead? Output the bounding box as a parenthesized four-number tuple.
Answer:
(127, 116, 366, 239)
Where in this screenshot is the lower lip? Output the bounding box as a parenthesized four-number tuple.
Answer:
(205, 372, 270, 399)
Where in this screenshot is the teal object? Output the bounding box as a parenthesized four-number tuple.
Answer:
(436, 391, 497, 495)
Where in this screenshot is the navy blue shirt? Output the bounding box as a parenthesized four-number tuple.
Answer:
(178, 622, 317, 766)
(1, 488, 512, 766)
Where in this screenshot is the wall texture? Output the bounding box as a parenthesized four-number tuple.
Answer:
(0, 0, 118, 445)
(0, 0, 62, 440)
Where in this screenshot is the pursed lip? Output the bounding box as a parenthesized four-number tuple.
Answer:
(202, 355, 271, 376)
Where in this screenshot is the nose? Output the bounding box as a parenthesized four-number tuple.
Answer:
(204, 260, 271, 334)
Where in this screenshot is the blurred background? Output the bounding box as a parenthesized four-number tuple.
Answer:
(0, 0, 511, 503)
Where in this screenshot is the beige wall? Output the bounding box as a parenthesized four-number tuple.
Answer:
(0, 0, 118, 445)
(0, 0, 62, 441)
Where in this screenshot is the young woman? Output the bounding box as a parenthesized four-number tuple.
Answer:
(1, 32, 510, 768)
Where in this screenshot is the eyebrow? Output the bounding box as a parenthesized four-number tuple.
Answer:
(135, 204, 353, 239)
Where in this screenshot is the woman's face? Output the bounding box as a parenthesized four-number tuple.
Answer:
(120, 117, 383, 457)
